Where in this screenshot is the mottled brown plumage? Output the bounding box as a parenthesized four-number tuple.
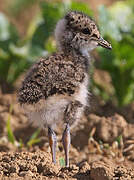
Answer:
(19, 53, 86, 105)
(18, 11, 112, 166)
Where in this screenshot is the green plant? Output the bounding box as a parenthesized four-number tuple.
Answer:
(116, 135, 123, 147)
(0, 12, 47, 92)
(59, 157, 65, 167)
(27, 128, 41, 147)
(96, 1, 134, 106)
(6, 104, 41, 147)
(6, 105, 15, 144)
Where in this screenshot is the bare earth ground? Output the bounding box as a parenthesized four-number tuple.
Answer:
(0, 92, 134, 180)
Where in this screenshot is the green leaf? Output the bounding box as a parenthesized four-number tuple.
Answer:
(116, 135, 123, 146)
(0, 13, 10, 41)
(29, 128, 40, 140)
(0, 48, 9, 59)
(38, 1, 65, 48)
(26, 14, 43, 41)
(19, 138, 24, 148)
(70, 1, 93, 16)
(0, 13, 19, 42)
(27, 138, 41, 147)
(27, 128, 41, 147)
(59, 157, 65, 167)
(45, 37, 56, 53)
(6, 105, 15, 144)
(9, 43, 30, 58)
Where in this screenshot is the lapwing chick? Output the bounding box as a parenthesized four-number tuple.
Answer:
(18, 11, 112, 167)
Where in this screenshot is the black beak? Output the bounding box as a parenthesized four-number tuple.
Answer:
(98, 37, 112, 50)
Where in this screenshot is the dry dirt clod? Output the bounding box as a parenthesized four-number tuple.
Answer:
(114, 166, 134, 180)
(90, 160, 114, 180)
(79, 161, 90, 173)
(96, 114, 127, 143)
(90, 160, 134, 180)
(0, 151, 61, 179)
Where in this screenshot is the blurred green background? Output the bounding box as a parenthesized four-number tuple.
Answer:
(0, 0, 134, 107)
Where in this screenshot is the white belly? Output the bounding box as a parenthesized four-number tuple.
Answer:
(73, 74, 89, 106)
(25, 96, 70, 129)
(22, 74, 89, 129)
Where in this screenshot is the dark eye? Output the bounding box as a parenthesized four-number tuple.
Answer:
(82, 28, 91, 35)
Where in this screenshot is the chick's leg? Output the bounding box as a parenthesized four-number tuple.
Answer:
(62, 123, 70, 167)
(48, 127, 57, 164)
(62, 101, 83, 167)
